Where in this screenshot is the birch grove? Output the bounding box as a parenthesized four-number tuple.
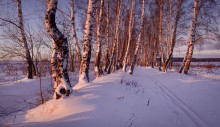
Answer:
(107, 0, 122, 74)
(0, 0, 219, 99)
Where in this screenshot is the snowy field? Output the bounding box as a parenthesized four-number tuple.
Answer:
(0, 64, 220, 127)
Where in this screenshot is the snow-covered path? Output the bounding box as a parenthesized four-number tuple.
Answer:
(143, 68, 220, 127)
(143, 70, 208, 127)
(2, 67, 220, 127)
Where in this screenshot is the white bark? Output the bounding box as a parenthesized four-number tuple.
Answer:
(128, 0, 145, 75)
(104, 0, 110, 72)
(115, 0, 123, 70)
(94, 0, 104, 77)
(79, 0, 93, 82)
(183, 0, 199, 74)
(16, 0, 33, 79)
(70, 0, 81, 67)
(163, 0, 183, 72)
(107, 0, 122, 74)
(158, 0, 164, 71)
(166, 0, 172, 58)
(123, 0, 135, 72)
(45, 0, 71, 99)
(51, 40, 59, 92)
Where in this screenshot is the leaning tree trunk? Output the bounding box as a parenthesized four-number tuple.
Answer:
(70, 0, 81, 68)
(183, 0, 198, 74)
(45, 0, 71, 99)
(94, 0, 104, 77)
(179, 43, 190, 73)
(123, 0, 135, 72)
(104, 0, 110, 72)
(128, 0, 145, 75)
(16, 0, 33, 79)
(79, 0, 93, 82)
(163, 0, 183, 72)
(107, 0, 122, 74)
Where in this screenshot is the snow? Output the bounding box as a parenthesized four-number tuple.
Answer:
(1, 67, 220, 127)
(0, 76, 53, 125)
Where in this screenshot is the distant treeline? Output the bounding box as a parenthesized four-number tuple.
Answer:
(1, 58, 220, 64)
(171, 58, 220, 62)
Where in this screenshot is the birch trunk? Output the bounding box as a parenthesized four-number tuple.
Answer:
(70, 0, 81, 68)
(79, 0, 93, 82)
(128, 0, 145, 75)
(123, 0, 135, 72)
(94, 0, 103, 77)
(166, 0, 172, 58)
(183, 0, 198, 74)
(45, 0, 71, 99)
(51, 40, 60, 98)
(115, 0, 122, 70)
(107, 0, 122, 74)
(118, 18, 128, 69)
(143, 16, 147, 66)
(69, 38, 75, 72)
(30, 35, 37, 76)
(149, 15, 155, 68)
(158, 0, 164, 71)
(16, 0, 33, 79)
(163, 0, 183, 72)
(179, 42, 190, 73)
(104, 0, 110, 72)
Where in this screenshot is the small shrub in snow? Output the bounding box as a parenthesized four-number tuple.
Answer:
(120, 76, 145, 95)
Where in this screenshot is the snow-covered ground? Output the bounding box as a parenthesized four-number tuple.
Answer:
(1, 67, 220, 127)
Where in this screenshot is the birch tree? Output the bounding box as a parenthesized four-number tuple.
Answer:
(182, 0, 199, 74)
(179, 1, 198, 73)
(16, 0, 35, 79)
(179, 0, 218, 74)
(128, 0, 145, 75)
(166, 0, 172, 58)
(107, 0, 122, 74)
(94, 0, 104, 77)
(79, 0, 93, 82)
(162, 0, 183, 72)
(104, 0, 110, 72)
(70, 0, 81, 68)
(122, 0, 135, 72)
(158, 0, 164, 71)
(45, 0, 71, 99)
